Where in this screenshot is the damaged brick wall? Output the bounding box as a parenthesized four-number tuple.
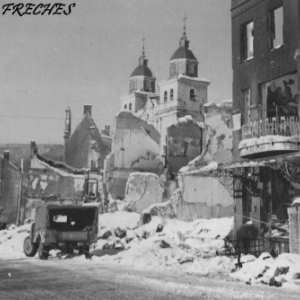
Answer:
(175, 174, 234, 221)
(204, 104, 233, 164)
(167, 116, 202, 174)
(124, 172, 166, 213)
(0, 155, 21, 225)
(29, 155, 85, 202)
(28, 168, 85, 202)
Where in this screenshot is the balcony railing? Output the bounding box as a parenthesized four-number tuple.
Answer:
(242, 116, 300, 140)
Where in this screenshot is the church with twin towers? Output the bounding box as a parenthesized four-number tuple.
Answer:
(119, 18, 210, 150)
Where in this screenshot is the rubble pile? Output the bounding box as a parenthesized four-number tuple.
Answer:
(230, 253, 300, 287)
(1, 211, 300, 289)
(94, 212, 234, 271)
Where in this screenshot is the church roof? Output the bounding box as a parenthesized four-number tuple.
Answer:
(130, 64, 154, 77)
(170, 46, 197, 61)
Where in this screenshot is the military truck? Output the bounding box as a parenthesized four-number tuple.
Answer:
(23, 204, 98, 259)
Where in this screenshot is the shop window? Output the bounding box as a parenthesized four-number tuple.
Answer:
(241, 21, 254, 61)
(170, 89, 174, 101)
(190, 89, 196, 101)
(269, 6, 283, 50)
(164, 91, 168, 103)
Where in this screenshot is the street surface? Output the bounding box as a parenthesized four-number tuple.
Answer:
(0, 256, 299, 300)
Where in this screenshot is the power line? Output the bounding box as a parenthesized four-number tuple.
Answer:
(0, 114, 114, 121)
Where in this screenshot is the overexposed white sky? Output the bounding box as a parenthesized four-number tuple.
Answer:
(0, 0, 232, 144)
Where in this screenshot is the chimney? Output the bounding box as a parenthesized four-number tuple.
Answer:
(101, 125, 110, 136)
(64, 106, 72, 140)
(105, 125, 110, 136)
(84, 104, 92, 116)
(3, 150, 10, 161)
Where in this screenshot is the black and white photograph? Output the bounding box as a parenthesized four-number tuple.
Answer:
(0, 1, 300, 299)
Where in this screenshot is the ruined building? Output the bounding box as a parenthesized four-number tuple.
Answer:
(64, 104, 111, 171)
(27, 105, 112, 213)
(229, 0, 300, 254)
(105, 22, 211, 199)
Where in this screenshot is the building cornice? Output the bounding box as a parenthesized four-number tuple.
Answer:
(231, 0, 264, 18)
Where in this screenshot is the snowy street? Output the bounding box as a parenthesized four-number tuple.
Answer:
(0, 257, 299, 300)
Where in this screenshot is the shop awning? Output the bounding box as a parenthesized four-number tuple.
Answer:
(222, 151, 300, 169)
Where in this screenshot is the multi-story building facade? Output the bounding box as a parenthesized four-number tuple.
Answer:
(230, 0, 300, 254)
(232, 0, 300, 159)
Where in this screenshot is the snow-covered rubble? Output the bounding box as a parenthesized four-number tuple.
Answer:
(1, 211, 300, 289)
(93, 213, 236, 275)
(230, 252, 300, 288)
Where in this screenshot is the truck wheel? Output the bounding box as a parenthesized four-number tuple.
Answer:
(78, 247, 84, 255)
(23, 236, 38, 257)
(84, 246, 91, 259)
(38, 240, 49, 260)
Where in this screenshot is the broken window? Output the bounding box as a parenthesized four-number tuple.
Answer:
(243, 88, 251, 124)
(170, 89, 174, 101)
(241, 21, 254, 61)
(190, 89, 196, 101)
(269, 6, 283, 50)
(164, 91, 168, 103)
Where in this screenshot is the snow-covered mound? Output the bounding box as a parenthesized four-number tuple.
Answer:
(94, 214, 235, 274)
(98, 211, 140, 234)
(0, 224, 31, 259)
(230, 252, 300, 288)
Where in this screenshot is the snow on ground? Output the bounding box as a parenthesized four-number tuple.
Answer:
(230, 252, 300, 288)
(0, 223, 31, 259)
(1, 211, 300, 290)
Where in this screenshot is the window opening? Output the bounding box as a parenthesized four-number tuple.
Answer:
(164, 91, 168, 103)
(190, 89, 196, 101)
(242, 21, 254, 60)
(269, 6, 283, 49)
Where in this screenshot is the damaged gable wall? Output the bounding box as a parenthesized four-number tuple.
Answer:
(64, 114, 111, 170)
(105, 112, 163, 199)
(112, 112, 162, 171)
